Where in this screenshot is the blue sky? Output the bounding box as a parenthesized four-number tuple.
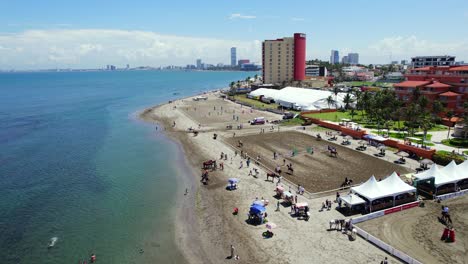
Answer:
(1, 0, 468, 69)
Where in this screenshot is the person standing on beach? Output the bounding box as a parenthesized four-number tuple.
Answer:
(230, 245, 235, 258)
(239, 161, 243, 169)
(276, 201, 280, 211)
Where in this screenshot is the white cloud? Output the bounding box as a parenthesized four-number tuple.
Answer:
(291, 17, 305, 22)
(365, 36, 468, 63)
(0, 29, 261, 69)
(229, 13, 256, 19)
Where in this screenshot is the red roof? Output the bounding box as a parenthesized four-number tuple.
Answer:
(425, 82, 452, 88)
(394, 81, 431, 88)
(449, 66, 468, 71)
(439, 91, 461, 97)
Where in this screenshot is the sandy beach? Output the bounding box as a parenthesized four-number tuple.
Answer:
(140, 91, 410, 263)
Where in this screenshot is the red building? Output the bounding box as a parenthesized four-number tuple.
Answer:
(394, 66, 468, 115)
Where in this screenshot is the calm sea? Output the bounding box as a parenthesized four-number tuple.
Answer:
(0, 70, 255, 263)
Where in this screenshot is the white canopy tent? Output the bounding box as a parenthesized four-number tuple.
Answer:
(351, 175, 383, 201)
(248, 87, 354, 111)
(456, 160, 468, 180)
(415, 161, 459, 187)
(351, 173, 416, 212)
(340, 193, 366, 206)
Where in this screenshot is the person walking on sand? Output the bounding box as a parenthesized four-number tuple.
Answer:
(239, 161, 243, 169)
(229, 244, 235, 258)
(276, 201, 280, 211)
(381, 257, 388, 264)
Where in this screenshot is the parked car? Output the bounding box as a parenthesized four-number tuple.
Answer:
(250, 117, 266, 125)
(282, 112, 296, 120)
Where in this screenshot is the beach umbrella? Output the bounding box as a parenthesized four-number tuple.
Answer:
(228, 178, 239, 184)
(266, 223, 277, 230)
(420, 159, 434, 165)
(252, 200, 264, 206)
(378, 145, 386, 150)
(396, 151, 409, 157)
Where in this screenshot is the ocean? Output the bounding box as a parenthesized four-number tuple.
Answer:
(0, 70, 255, 263)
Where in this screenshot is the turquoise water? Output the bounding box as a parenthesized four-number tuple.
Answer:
(0, 70, 255, 263)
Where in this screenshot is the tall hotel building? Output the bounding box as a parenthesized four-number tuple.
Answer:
(262, 33, 306, 84)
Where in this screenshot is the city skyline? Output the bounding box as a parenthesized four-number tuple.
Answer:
(1, 0, 468, 69)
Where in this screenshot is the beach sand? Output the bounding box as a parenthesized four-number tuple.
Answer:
(358, 195, 468, 264)
(140, 91, 404, 263)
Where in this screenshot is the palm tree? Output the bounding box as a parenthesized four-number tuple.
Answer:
(343, 93, 354, 110)
(230, 81, 235, 89)
(326, 95, 335, 109)
(419, 112, 434, 147)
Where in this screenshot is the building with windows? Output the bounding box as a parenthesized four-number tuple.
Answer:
(196, 59, 202, 69)
(348, 53, 359, 65)
(305, 65, 327, 77)
(231, 47, 237, 66)
(394, 65, 468, 114)
(330, 50, 339, 64)
(341, 56, 349, 64)
(238, 59, 250, 66)
(262, 33, 306, 84)
(411, 56, 456, 68)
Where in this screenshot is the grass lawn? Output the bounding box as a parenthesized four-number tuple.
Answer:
(280, 117, 304, 126)
(441, 138, 468, 148)
(231, 95, 279, 110)
(303, 111, 364, 122)
(464, 151, 468, 155)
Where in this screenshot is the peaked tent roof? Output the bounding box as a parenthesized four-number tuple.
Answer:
(414, 162, 458, 187)
(351, 175, 386, 201)
(457, 160, 468, 180)
(379, 172, 416, 196)
(340, 193, 366, 206)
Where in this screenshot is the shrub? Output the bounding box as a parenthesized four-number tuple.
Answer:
(433, 150, 466, 166)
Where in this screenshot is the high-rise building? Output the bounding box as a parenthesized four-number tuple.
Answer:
(348, 53, 359, 65)
(262, 33, 306, 84)
(411, 55, 456, 68)
(196, 59, 202, 69)
(341, 56, 349, 64)
(330, 50, 339, 64)
(231, 47, 237, 66)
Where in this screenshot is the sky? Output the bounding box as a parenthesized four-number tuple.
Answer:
(1, 0, 468, 69)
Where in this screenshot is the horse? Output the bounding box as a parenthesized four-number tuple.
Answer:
(328, 146, 338, 157)
(340, 179, 353, 188)
(266, 172, 278, 182)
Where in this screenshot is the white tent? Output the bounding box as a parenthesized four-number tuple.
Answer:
(340, 193, 366, 206)
(456, 160, 468, 180)
(351, 175, 383, 201)
(379, 172, 416, 196)
(248, 87, 354, 111)
(415, 162, 458, 187)
(352, 173, 416, 201)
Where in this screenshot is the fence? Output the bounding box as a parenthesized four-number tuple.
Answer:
(348, 201, 421, 264)
(436, 189, 468, 201)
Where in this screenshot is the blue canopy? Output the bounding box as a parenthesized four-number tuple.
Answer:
(249, 204, 266, 214)
(228, 178, 239, 184)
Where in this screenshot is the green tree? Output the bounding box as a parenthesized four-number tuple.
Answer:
(343, 93, 354, 110)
